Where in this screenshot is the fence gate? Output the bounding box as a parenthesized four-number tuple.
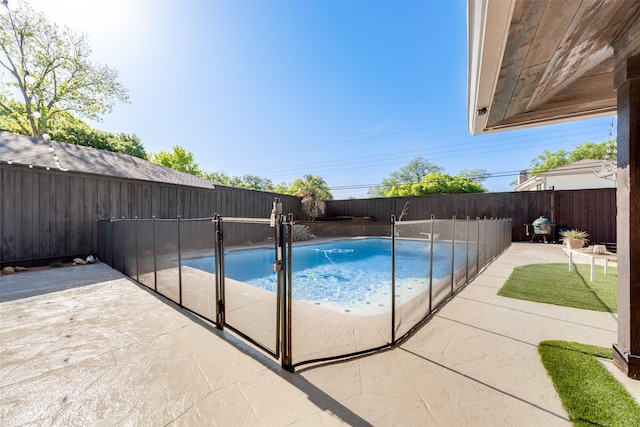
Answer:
(215, 215, 285, 361)
(97, 206, 291, 368)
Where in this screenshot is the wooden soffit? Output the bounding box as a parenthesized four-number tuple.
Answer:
(468, 0, 640, 135)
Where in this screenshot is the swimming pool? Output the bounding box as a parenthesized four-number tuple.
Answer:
(183, 237, 473, 314)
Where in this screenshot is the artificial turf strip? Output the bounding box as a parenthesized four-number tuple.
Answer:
(497, 263, 617, 312)
(539, 341, 640, 427)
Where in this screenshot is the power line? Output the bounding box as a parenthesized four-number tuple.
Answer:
(261, 136, 613, 180)
(208, 116, 614, 196)
(246, 121, 611, 176)
(242, 120, 466, 159)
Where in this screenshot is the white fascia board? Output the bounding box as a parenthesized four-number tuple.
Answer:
(514, 176, 544, 192)
(467, 0, 514, 135)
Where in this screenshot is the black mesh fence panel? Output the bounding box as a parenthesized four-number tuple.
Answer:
(180, 219, 217, 323)
(393, 220, 432, 339)
(102, 220, 113, 266)
(478, 219, 487, 270)
(289, 221, 393, 366)
(452, 218, 469, 292)
(111, 220, 124, 273)
(97, 220, 107, 263)
(467, 220, 479, 281)
(431, 220, 454, 309)
(221, 219, 279, 355)
(154, 220, 180, 303)
(136, 220, 155, 289)
(122, 221, 137, 279)
(489, 220, 496, 262)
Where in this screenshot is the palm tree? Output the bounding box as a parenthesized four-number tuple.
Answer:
(301, 188, 326, 221)
(289, 175, 332, 220)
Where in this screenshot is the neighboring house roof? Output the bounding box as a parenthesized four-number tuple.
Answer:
(0, 132, 216, 190)
(534, 159, 607, 177)
(514, 159, 613, 191)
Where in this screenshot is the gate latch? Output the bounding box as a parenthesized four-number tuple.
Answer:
(270, 198, 282, 227)
(272, 260, 283, 272)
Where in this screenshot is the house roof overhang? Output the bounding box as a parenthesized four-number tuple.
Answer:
(513, 175, 544, 192)
(468, 0, 640, 136)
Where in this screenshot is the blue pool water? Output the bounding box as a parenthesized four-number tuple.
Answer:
(183, 237, 473, 313)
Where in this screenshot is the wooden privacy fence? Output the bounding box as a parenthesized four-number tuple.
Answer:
(0, 161, 617, 266)
(0, 165, 304, 266)
(325, 188, 617, 244)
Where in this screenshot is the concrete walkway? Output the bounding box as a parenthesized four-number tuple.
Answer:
(0, 243, 636, 426)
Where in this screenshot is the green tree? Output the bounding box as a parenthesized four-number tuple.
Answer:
(368, 156, 443, 197)
(386, 173, 486, 197)
(0, 97, 27, 133)
(109, 133, 145, 159)
(0, 101, 146, 158)
(203, 171, 275, 191)
(0, 2, 129, 138)
(47, 112, 145, 158)
(525, 141, 616, 177)
(273, 181, 290, 194)
(149, 146, 202, 176)
(529, 149, 570, 175)
(236, 174, 274, 191)
(204, 171, 231, 185)
(568, 141, 614, 162)
(458, 168, 489, 183)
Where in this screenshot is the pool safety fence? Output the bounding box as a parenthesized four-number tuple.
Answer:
(98, 213, 512, 371)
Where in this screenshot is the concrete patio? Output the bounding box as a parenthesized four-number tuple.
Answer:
(1, 242, 637, 426)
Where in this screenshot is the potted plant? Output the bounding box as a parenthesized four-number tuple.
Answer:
(560, 229, 589, 249)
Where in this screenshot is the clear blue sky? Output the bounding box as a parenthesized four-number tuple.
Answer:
(25, 0, 615, 199)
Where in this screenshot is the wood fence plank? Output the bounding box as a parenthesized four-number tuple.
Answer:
(109, 181, 120, 219)
(20, 170, 34, 260)
(63, 174, 72, 256)
(96, 179, 109, 220)
(84, 178, 97, 255)
(142, 184, 152, 218)
(69, 176, 83, 255)
(31, 172, 40, 258)
(3, 169, 16, 260)
(120, 182, 131, 219)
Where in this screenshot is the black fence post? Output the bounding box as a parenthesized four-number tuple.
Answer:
(428, 214, 435, 314)
(282, 213, 294, 371)
(484, 216, 488, 266)
(118, 217, 124, 273)
(214, 215, 225, 330)
(275, 213, 291, 371)
(391, 215, 396, 344)
(275, 215, 283, 360)
(110, 217, 115, 268)
(450, 216, 456, 295)
(476, 217, 481, 274)
(152, 216, 157, 292)
(135, 217, 139, 282)
(178, 215, 182, 306)
(96, 219, 102, 262)
(466, 216, 470, 286)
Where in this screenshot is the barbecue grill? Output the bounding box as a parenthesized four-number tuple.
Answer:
(526, 216, 554, 243)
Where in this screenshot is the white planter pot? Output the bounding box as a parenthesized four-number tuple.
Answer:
(566, 239, 585, 250)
